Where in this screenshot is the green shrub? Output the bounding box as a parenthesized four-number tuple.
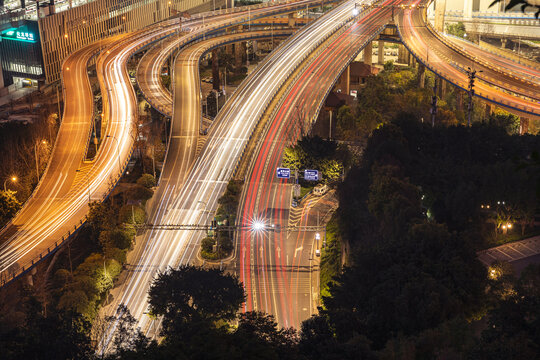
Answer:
(57, 290, 90, 315)
(129, 184, 153, 201)
(119, 204, 146, 224)
(201, 237, 215, 253)
(71, 275, 100, 302)
(136, 173, 156, 188)
(105, 247, 127, 264)
(99, 229, 133, 251)
(53, 268, 71, 290)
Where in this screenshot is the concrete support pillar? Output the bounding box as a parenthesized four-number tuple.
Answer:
(434, 0, 446, 32)
(463, 0, 472, 18)
(398, 44, 408, 64)
(378, 40, 384, 65)
(253, 40, 258, 54)
(235, 42, 245, 71)
(339, 65, 350, 95)
(212, 49, 220, 91)
(288, 13, 296, 27)
(501, 38, 507, 49)
(520, 117, 529, 135)
(436, 77, 446, 98)
(485, 103, 492, 119)
(418, 63, 425, 88)
(363, 41, 372, 66)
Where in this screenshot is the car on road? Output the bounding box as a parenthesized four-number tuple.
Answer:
(313, 183, 328, 196)
(315, 249, 321, 257)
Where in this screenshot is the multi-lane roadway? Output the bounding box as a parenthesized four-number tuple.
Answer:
(0, 0, 332, 287)
(237, 0, 402, 329)
(98, 0, 366, 351)
(397, 0, 540, 117)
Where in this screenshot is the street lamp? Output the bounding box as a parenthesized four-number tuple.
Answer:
(3, 176, 17, 191)
(352, 4, 359, 16)
(251, 219, 266, 232)
(106, 135, 122, 175)
(34, 139, 47, 182)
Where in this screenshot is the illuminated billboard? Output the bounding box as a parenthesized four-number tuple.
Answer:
(1, 27, 37, 43)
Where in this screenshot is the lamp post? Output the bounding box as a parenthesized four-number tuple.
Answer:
(4, 176, 17, 191)
(34, 139, 47, 182)
(106, 135, 122, 175)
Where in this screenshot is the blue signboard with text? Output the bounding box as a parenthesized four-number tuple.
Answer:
(276, 167, 291, 179)
(304, 169, 319, 181)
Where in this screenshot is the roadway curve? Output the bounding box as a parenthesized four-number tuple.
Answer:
(445, 35, 540, 86)
(397, 0, 540, 117)
(0, 0, 330, 287)
(0, 19, 184, 285)
(237, 0, 400, 329)
(0, 39, 121, 285)
(98, 0, 364, 351)
(137, 29, 295, 118)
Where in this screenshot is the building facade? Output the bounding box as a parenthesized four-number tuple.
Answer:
(0, 21, 43, 88)
(0, 0, 219, 90)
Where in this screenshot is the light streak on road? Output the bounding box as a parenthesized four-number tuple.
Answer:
(0, 0, 327, 286)
(238, 0, 401, 329)
(397, 0, 540, 117)
(98, 0, 367, 352)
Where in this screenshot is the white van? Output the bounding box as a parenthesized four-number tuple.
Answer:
(313, 184, 328, 196)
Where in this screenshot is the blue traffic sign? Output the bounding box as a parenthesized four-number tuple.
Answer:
(304, 169, 319, 181)
(276, 167, 291, 179)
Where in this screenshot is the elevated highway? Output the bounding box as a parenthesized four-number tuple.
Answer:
(0, 0, 332, 287)
(98, 0, 366, 350)
(137, 28, 297, 118)
(397, 0, 540, 118)
(237, 0, 401, 329)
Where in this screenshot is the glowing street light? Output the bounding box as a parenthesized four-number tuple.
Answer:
(352, 4, 359, 16)
(3, 176, 17, 191)
(251, 220, 266, 232)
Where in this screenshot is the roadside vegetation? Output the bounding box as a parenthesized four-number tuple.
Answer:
(200, 179, 243, 260)
(0, 173, 156, 358)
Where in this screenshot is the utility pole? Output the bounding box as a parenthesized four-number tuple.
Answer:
(466, 66, 482, 126)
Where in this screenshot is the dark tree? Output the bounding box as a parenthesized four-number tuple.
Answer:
(148, 265, 245, 334)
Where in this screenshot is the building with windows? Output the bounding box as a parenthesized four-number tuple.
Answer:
(0, 21, 43, 89)
(0, 0, 222, 93)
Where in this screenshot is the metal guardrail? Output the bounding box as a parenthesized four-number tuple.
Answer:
(0, 0, 340, 287)
(396, 25, 539, 117)
(232, 2, 362, 179)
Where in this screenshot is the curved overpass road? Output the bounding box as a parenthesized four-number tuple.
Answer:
(137, 0, 339, 118)
(397, 0, 540, 117)
(445, 35, 540, 86)
(0, 0, 326, 287)
(238, 0, 399, 329)
(98, 0, 363, 351)
(137, 29, 295, 117)
(0, 39, 120, 285)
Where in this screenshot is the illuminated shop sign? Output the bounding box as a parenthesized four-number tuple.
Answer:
(1, 28, 37, 43)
